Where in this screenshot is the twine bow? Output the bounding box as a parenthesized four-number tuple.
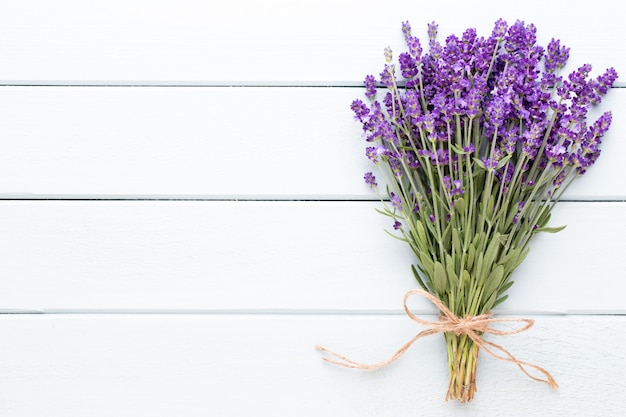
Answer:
(316, 289, 558, 389)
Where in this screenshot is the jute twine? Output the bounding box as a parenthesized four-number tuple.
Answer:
(316, 289, 558, 389)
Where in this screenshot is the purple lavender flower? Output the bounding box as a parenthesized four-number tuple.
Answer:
(486, 95, 507, 128)
(379, 120, 399, 144)
(427, 21, 442, 58)
(431, 148, 450, 165)
(503, 20, 539, 57)
(545, 38, 570, 73)
(399, 52, 419, 79)
(401, 21, 423, 59)
(584, 111, 613, 145)
(491, 18, 508, 39)
(417, 149, 432, 159)
(501, 127, 519, 154)
(545, 144, 567, 166)
(463, 143, 476, 153)
(390, 192, 403, 210)
(450, 179, 464, 195)
(401, 21, 412, 38)
(364, 75, 377, 99)
(403, 89, 422, 121)
(406, 151, 421, 169)
(589, 67, 619, 100)
(389, 154, 403, 178)
(441, 175, 465, 195)
(418, 113, 436, 134)
(351, 99, 369, 122)
(380, 64, 396, 89)
(573, 111, 613, 174)
(521, 122, 544, 159)
(383, 91, 403, 121)
(495, 162, 515, 185)
(462, 86, 483, 118)
(553, 170, 567, 188)
(442, 175, 452, 189)
(364, 172, 377, 188)
(384, 46, 393, 63)
(365, 145, 389, 164)
(483, 158, 498, 170)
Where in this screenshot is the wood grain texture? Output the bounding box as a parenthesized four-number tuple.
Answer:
(0, 314, 624, 417)
(0, 0, 622, 85)
(0, 86, 623, 199)
(2, 201, 624, 313)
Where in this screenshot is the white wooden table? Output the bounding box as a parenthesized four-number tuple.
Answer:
(1, 1, 624, 415)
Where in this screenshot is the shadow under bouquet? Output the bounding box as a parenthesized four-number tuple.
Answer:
(319, 19, 617, 402)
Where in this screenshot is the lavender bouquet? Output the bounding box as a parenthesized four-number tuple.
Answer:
(342, 19, 617, 402)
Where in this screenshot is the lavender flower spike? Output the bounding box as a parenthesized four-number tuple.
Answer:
(364, 75, 377, 99)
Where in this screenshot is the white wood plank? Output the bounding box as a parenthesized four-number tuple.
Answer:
(0, 0, 622, 85)
(0, 87, 623, 199)
(0, 314, 623, 416)
(0, 86, 367, 199)
(1, 201, 624, 313)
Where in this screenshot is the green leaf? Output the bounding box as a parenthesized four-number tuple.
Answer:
(454, 197, 467, 216)
(442, 222, 452, 249)
(411, 264, 429, 291)
(461, 269, 472, 305)
(536, 171, 557, 187)
(473, 157, 487, 171)
(535, 224, 567, 233)
(472, 232, 483, 248)
(474, 251, 484, 280)
(446, 256, 459, 291)
(452, 228, 463, 256)
(461, 269, 471, 287)
(483, 291, 499, 312)
(375, 208, 395, 218)
(450, 143, 465, 154)
(483, 264, 505, 297)
(419, 254, 435, 276)
(415, 220, 427, 244)
(384, 228, 410, 243)
(536, 211, 552, 228)
(410, 220, 431, 253)
(505, 201, 521, 226)
(481, 232, 502, 278)
(466, 243, 476, 271)
(495, 154, 513, 170)
(451, 143, 478, 155)
(500, 247, 522, 275)
(498, 280, 514, 295)
(492, 294, 509, 308)
(485, 194, 496, 220)
(433, 261, 448, 295)
(504, 247, 530, 275)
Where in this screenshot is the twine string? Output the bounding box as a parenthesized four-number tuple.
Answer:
(316, 289, 558, 389)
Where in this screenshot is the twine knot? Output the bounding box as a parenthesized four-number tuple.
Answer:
(316, 289, 558, 389)
(450, 314, 491, 335)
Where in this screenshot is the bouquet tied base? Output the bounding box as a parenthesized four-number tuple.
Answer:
(317, 289, 558, 402)
(445, 333, 480, 402)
